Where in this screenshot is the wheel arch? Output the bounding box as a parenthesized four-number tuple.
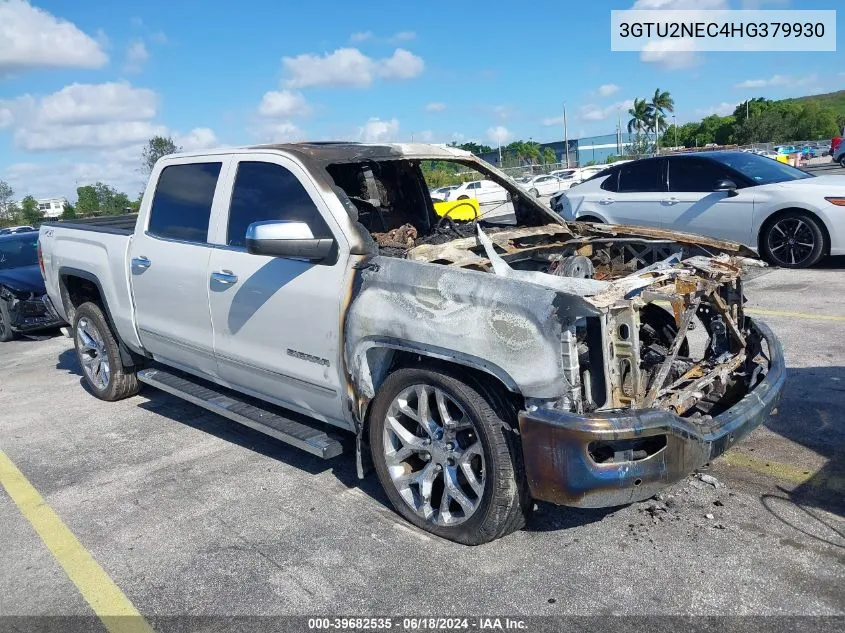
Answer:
(351, 341, 523, 477)
(757, 207, 831, 256)
(58, 267, 144, 368)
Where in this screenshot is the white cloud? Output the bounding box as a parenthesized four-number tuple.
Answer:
(734, 74, 817, 89)
(389, 31, 416, 42)
(640, 39, 701, 70)
(0, 0, 108, 74)
(597, 84, 620, 97)
(413, 130, 434, 142)
(695, 102, 737, 117)
(633, 0, 726, 7)
(150, 30, 168, 44)
(425, 102, 446, 113)
(490, 105, 512, 120)
(486, 126, 511, 145)
(124, 40, 149, 73)
(359, 118, 400, 142)
(1, 82, 166, 152)
(542, 100, 633, 125)
(282, 48, 423, 88)
(260, 121, 305, 143)
(36, 82, 158, 125)
(15, 121, 168, 152)
(174, 127, 219, 151)
(350, 31, 372, 42)
(257, 90, 312, 118)
(379, 49, 424, 80)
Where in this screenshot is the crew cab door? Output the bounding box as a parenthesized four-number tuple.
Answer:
(662, 157, 755, 244)
(130, 157, 230, 378)
(206, 155, 349, 423)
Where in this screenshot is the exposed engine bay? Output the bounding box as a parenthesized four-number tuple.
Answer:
(326, 156, 770, 422)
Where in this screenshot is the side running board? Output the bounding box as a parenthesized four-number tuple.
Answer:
(137, 368, 343, 459)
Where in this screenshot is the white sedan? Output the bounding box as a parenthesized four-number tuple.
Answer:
(519, 174, 568, 197)
(559, 151, 845, 268)
(445, 179, 509, 204)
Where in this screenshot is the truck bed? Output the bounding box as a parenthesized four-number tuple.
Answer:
(42, 214, 138, 235)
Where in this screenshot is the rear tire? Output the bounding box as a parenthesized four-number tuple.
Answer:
(760, 211, 825, 268)
(0, 299, 15, 342)
(529, 188, 539, 198)
(73, 302, 140, 401)
(369, 367, 530, 545)
(839, 155, 845, 168)
(578, 215, 603, 223)
(457, 195, 469, 200)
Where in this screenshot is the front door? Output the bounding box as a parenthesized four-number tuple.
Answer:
(130, 158, 230, 378)
(662, 157, 755, 244)
(206, 155, 349, 423)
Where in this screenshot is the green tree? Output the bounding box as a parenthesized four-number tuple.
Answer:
(76, 185, 99, 216)
(732, 97, 773, 125)
(61, 202, 77, 220)
(627, 98, 650, 135)
(648, 88, 675, 151)
(450, 141, 493, 155)
(541, 147, 556, 164)
(0, 180, 14, 221)
(141, 136, 182, 175)
(20, 195, 43, 226)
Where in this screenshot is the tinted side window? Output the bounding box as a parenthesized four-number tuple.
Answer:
(599, 169, 619, 192)
(227, 161, 332, 248)
(669, 158, 737, 192)
(617, 161, 664, 193)
(148, 163, 222, 243)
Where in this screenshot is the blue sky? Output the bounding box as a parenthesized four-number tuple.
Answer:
(0, 0, 842, 200)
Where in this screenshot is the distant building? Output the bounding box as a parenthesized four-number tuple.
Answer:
(15, 197, 68, 219)
(477, 132, 634, 168)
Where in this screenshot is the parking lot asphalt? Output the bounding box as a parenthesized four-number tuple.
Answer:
(1, 264, 844, 622)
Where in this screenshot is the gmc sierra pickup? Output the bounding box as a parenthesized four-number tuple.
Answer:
(39, 143, 785, 544)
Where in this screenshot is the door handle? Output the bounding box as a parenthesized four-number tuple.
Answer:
(599, 197, 615, 205)
(211, 270, 238, 285)
(131, 256, 151, 269)
(663, 197, 681, 205)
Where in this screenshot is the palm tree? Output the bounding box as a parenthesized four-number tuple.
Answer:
(648, 88, 675, 151)
(627, 98, 650, 135)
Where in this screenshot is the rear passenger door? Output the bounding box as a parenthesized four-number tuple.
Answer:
(206, 154, 349, 424)
(600, 159, 666, 227)
(662, 157, 755, 244)
(130, 157, 230, 378)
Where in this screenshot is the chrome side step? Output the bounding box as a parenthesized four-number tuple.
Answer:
(137, 368, 343, 459)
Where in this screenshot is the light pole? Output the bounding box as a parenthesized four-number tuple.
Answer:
(672, 115, 677, 148)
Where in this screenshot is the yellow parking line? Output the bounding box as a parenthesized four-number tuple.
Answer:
(0, 450, 154, 633)
(744, 307, 845, 322)
(720, 451, 845, 492)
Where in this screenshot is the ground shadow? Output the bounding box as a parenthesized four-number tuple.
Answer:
(761, 365, 845, 519)
(55, 349, 610, 533)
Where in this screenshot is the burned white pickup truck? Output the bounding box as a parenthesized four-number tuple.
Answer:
(39, 143, 784, 544)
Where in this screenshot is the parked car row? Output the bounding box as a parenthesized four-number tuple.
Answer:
(552, 151, 845, 268)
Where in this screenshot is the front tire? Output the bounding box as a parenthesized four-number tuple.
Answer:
(0, 299, 15, 342)
(73, 302, 140, 401)
(839, 155, 845, 168)
(760, 211, 825, 268)
(369, 367, 530, 545)
(529, 188, 540, 198)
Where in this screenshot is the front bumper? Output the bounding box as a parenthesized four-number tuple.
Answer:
(8, 293, 65, 333)
(518, 319, 785, 508)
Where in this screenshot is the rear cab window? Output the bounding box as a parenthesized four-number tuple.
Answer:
(147, 162, 223, 243)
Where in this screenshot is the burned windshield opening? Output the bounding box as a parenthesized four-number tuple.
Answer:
(325, 158, 549, 258)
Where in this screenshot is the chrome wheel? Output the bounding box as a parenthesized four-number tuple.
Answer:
(767, 217, 816, 266)
(76, 317, 110, 390)
(382, 385, 486, 526)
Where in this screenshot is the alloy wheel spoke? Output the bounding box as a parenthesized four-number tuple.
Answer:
(443, 465, 475, 515)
